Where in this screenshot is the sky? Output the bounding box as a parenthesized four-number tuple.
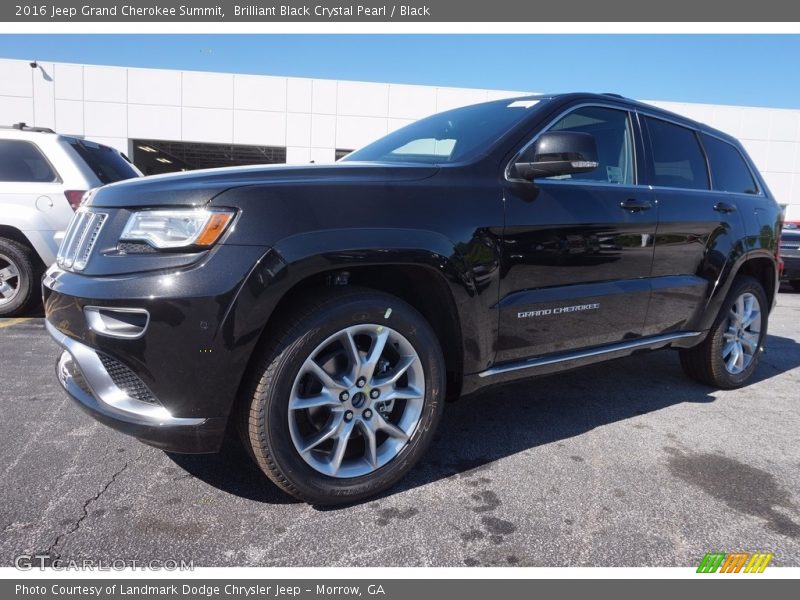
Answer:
(0, 34, 798, 109)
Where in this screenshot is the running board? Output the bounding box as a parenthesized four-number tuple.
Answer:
(479, 331, 703, 378)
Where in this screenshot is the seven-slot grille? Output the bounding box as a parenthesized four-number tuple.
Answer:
(56, 209, 108, 271)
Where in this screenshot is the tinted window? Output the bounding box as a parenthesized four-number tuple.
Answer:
(69, 140, 138, 184)
(645, 117, 709, 190)
(546, 106, 635, 184)
(343, 98, 545, 164)
(0, 140, 58, 182)
(702, 134, 758, 195)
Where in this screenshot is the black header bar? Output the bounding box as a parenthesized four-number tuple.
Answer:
(4, 1, 800, 22)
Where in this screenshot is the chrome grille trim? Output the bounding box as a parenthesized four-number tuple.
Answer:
(56, 209, 108, 271)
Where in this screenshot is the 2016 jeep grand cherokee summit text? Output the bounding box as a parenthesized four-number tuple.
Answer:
(44, 93, 781, 505)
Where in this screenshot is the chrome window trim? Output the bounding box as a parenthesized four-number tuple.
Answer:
(510, 102, 767, 199)
(530, 179, 648, 192)
(504, 101, 644, 188)
(648, 184, 763, 197)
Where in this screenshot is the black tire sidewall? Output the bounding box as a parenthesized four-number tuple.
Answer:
(708, 277, 768, 388)
(0, 238, 34, 316)
(254, 293, 445, 504)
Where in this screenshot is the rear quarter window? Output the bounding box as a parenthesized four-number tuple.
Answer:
(0, 139, 58, 182)
(69, 140, 139, 184)
(702, 134, 759, 195)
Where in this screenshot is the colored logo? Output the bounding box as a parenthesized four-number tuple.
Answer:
(697, 552, 773, 573)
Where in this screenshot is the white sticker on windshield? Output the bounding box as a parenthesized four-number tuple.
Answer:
(507, 100, 540, 108)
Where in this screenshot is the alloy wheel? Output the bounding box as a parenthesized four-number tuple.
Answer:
(288, 324, 425, 478)
(721, 291, 761, 375)
(0, 253, 21, 307)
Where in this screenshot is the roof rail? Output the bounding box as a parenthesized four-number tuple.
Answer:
(601, 93, 626, 99)
(8, 122, 56, 133)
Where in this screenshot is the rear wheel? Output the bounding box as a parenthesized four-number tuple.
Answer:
(0, 237, 37, 317)
(790, 280, 800, 292)
(241, 287, 445, 505)
(679, 275, 768, 389)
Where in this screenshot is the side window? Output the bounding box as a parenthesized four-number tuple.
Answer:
(0, 139, 58, 183)
(644, 117, 709, 190)
(702, 134, 759, 195)
(545, 106, 635, 185)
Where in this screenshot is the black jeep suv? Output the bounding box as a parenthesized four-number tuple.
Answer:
(44, 93, 781, 504)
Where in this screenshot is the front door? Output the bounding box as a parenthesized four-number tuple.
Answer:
(497, 104, 656, 364)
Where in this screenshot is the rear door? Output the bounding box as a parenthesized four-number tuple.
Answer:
(641, 117, 747, 335)
(497, 104, 657, 363)
(0, 138, 65, 233)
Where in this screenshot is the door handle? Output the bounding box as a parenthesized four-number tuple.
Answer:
(714, 201, 737, 213)
(620, 198, 653, 212)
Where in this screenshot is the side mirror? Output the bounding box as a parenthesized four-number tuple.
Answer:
(514, 131, 599, 180)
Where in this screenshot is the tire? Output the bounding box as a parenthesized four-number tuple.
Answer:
(241, 286, 446, 505)
(679, 275, 768, 389)
(791, 280, 800, 292)
(0, 237, 37, 317)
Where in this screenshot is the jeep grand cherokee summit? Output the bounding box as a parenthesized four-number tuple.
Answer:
(44, 93, 781, 505)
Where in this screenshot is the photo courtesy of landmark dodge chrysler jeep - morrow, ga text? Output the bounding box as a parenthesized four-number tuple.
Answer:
(43, 93, 781, 504)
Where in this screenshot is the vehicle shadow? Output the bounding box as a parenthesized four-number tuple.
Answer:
(166, 333, 800, 506)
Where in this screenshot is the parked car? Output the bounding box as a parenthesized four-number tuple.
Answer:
(0, 123, 140, 316)
(43, 93, 781, 504)
(780, 226, 800, 290)
(782, 204, 800, 229)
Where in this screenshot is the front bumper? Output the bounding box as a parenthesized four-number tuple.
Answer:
(41, 242, 283, 454)
(48, 321, 227, 453)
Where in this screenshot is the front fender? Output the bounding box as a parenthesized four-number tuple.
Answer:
(218, 227, 499, 380)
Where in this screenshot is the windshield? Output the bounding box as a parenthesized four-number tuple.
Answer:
(342, 98, 544, 164)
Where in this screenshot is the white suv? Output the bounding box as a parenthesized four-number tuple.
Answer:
(0, 124, 141, 316)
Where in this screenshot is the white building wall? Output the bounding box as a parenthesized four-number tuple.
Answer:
(1, 58, 798, 206)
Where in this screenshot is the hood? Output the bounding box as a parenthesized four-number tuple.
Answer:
(88, 162, 439, 208)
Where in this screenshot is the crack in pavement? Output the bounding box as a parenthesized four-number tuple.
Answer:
(44, 449, 143, 560)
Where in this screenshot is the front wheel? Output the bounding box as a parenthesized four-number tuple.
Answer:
(241, 287, 445, 505)
(679, 275, 768, 389)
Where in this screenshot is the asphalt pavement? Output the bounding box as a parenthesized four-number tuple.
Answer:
(1, 288, 799, 567)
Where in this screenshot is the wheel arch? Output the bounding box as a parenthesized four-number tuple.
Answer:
(699, 249, 778, 331)
(258, 262, 465, 400)
(0, 224, 53, 269)
(220, 228, 482, 426)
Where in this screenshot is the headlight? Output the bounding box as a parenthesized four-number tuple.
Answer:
(120, 208, 234, 249)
